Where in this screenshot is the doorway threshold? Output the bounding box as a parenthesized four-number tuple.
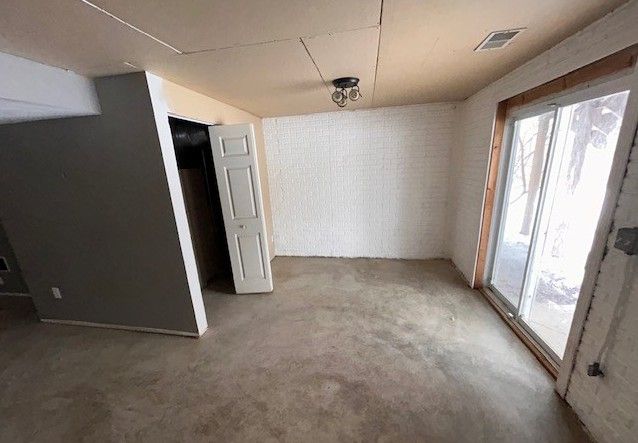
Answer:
(479, 287, 559, 379)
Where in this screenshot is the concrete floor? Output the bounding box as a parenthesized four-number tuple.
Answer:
(0, 257, 589, 442)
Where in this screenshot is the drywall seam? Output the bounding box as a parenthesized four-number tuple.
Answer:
(79, 0, 183, 54)
(370, 0, 384, 106)
(299, 38, 331, 94)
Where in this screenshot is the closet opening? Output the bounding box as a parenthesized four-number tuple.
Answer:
(169, 116, 233, 292)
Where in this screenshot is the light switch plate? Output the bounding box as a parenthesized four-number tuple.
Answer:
(52, 287, 62, 299)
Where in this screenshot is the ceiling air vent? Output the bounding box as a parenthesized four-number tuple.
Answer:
(475, 28, 525, 51)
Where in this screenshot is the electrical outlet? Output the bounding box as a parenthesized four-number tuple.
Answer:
(52, 287, 62, 299)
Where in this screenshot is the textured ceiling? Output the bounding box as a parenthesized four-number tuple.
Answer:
(0, 0, 629, 117)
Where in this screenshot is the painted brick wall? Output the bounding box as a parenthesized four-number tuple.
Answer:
(449, 0, 638, 285)
(566, 125, 638, 443)
(264, 103, 458, 259)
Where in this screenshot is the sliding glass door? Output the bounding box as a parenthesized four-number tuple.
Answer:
(488, 87, 629, 361)
(490, 110, 556, 310)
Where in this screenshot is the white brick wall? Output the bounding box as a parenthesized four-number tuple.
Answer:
(566, 127, 638, 443)
(264, 103, 458, 259)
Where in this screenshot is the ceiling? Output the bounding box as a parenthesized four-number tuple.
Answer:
(0, 0, 628, 117)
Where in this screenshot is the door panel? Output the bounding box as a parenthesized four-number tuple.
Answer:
(209, 124, 273, 293)
(235, 233, 266, 279)
(490, 110, 555, 309)
(520, 91, 629, 358)
(225, 166, 258, 219)
(220, 135, 250, 157)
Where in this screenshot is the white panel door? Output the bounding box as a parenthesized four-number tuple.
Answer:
(208, 124, 273, 293)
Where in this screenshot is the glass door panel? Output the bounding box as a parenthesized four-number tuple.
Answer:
(520, 91, 629, 358)
(490, 110, 555, 309)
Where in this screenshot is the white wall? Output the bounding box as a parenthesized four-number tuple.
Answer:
(264, 103, 458, 259)
(0, 51, 99, 123)
(566, 113, 638, 443)
(449, 0, 638, 285)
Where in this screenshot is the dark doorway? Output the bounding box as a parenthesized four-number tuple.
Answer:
(169, 117, 232, 289)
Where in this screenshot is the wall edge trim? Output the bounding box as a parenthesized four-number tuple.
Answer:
(41, 318, 202, 337)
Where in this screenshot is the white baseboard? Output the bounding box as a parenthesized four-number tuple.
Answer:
(40, 318, 202, 338)
(0, 292, 31, 297)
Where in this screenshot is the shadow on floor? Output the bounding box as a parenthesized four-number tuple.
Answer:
(0, 295, 37, 327)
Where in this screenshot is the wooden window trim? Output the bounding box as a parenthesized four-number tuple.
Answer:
(473, 101, 507, 288)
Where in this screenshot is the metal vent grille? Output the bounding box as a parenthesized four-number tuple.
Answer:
(475, 28, 525, 51)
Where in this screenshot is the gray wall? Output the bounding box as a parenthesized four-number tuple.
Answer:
(0, 73, 200, 333)
(0, 221, 28, 294)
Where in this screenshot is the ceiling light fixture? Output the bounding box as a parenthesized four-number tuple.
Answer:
(331, 77, 361, 108)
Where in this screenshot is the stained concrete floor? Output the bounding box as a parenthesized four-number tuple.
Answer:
(0, 257, 590, 442)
